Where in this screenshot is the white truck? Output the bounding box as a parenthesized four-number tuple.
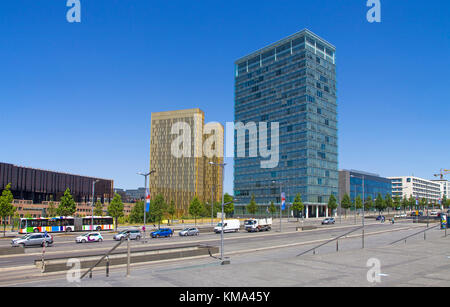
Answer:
(244, 218, 272, 232)
(214, 219, 240, 233)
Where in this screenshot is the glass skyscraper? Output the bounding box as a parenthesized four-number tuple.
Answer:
(233, 29, 338, 217)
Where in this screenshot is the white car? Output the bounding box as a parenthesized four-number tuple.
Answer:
(430, 211, 439, 216)
(394, 213, 407, 218)
(76, 232, 103, 243)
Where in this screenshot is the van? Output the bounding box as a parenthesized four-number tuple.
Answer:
(214, 219, 240, 233)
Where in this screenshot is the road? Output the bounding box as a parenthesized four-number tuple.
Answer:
(0, 218, 433, 286)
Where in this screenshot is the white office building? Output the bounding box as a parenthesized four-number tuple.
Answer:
(390, 176, 441, 204)
(432, 180, 450, 199)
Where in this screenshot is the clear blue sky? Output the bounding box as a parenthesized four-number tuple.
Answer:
(1, 1, 449, 194)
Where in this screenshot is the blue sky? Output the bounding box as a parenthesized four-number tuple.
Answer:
(0, 0, 449, 194)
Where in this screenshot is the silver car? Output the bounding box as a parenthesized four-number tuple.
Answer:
(113, 229, 141, 241)
(179, 227, 199, 236)
(11, 233, 53, 247)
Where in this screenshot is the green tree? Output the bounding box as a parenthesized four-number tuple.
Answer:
(150, 194, 167, 228)
(108, 193, 124, 231)
(129, 200, 145, 223)
(408, 195, 416, 210)
(375, 193, 385, 214)
(57, 188, 77, 216)
(385, 193, 393, 214)
(365, 195, 373, 213)
(393, 196, 401, 212)
(223, 193, 234, 218)
(94, 200, 103, 216)
(46, 201, 57, 217)
(167, 200, 176, 225)
(269, 201, 277, 219)
(0, 183, 15, 236)
(291, 193, 304, 222)
(355, 195, 363, 211)
(246, 194, 258, 216)
(401, 196, 409, 213)
(340, 194, 351, 217)
(189, 196, 204, 226)
(442, 195, 449, 209)
(420, 198, 428, 210)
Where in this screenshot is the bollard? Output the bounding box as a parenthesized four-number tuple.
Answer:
(336, 240, 339, 252)
(106, 255, 110, 277)
(89, 271, 92, 279)
(126, 235, 130, 277)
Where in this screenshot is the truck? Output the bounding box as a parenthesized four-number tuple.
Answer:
(214, 219, 240, 233)
(244, 218, 272, 232)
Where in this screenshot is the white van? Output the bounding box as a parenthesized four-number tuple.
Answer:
(214, 219, 240, 233)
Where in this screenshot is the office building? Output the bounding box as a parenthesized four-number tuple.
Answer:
(233, 29, 338, 218)
(431, 179, 450, 200)
(390, 176, 441, 204)
(149, 108, 223, 215)
(339, 169, 392, 203)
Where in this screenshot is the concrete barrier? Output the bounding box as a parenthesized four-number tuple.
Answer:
(296, 226, 317, 231)
(0, 247, 25, 256)
(36, 244, 219, 273)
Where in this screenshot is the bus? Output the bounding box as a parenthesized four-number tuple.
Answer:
(18, 216, 114, 234)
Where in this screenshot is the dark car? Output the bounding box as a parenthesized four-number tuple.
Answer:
(151, 228, 173, 238)
(376, 215, 385, 221)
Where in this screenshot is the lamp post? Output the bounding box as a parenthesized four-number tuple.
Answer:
(91, 180, 100, 231)
(351, 174, 365, 248)
(272, 180, 282, 232)
(137, 170, 156, 243)
(209, 161, 227, 263)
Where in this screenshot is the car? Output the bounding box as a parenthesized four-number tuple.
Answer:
(321, 218, 335, 225)
(376, 215, 385, 221)
(430, 211, 439, 216)
(394, 213, 407, 218)
(151, 228, 173, 238)
(179, 227, 199, 236)
(11, 233, 53, 247)
(76, 232, 103, 243)
(113, 229, 142, 241)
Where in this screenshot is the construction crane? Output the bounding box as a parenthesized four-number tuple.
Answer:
(434, 169, 450, 180)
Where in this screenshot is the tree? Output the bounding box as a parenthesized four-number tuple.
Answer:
(269, 201, 277, 219)
(385, 193, 393, 214)
(223, 193, 234, 218)
(150, 194, 167, 228)
(328, 194, 338, 217)
(408, 195, 416, 211)
(0, 183, 15, 236)
(129, 200, 145, 223)
(375, 193, 385, 214)
(108, 193, 124, 231)
(340, 194, 351, 217)
(189, 196, 203, 226)
(393, 196, 401, 212)
(167, 200, 176, 225)
(46, 201, 57, 217)
(94, 200, 103, 216)
(291, 193, 304, 222)
(420, 198, 428, 210)
(401, 196, 409, 213)
(442, 195, 449, 209)
(57, 188, 76, 216)
(365, 195, 373, 213)
(355, 195, 363, 211)
(246, 194, 258, 216)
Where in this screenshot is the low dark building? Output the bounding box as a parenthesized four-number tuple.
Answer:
(0, 162, 114, 204)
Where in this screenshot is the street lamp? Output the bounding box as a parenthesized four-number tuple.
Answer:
(91, 179, 100, 231)
(272, 180, 283, 232)
(137, 170, 156, 243)
(350, 174, 365, 248)
(209, 161, 227, 264)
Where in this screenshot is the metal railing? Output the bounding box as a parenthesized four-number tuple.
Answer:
(389, 224, 440, 245)
(80, 235, 131, 279)
(296, 226, 363, 257)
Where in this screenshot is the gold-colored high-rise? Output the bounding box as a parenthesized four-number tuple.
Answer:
(149, 108, 223, 215)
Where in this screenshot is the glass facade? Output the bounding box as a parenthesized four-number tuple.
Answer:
(349, 175, 392, 203)
(233, 29, 338, 213)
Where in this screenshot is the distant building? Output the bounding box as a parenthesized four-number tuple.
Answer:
(339, 170, 392, 203)
(390, 176, 441, 204)
(431, 179, 450, 200)
(149, 108, 224, 215)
